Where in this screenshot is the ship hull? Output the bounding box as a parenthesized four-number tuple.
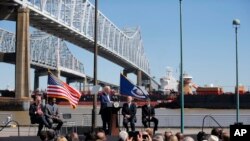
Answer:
(157, 94, 250, 109)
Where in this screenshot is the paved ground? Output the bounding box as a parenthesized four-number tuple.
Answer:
(0, 106, 231, 140)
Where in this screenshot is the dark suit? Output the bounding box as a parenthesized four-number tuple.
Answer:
(142, 104, 158, 132)
(122, 102, 137, 132)
(99, 92, 112, 133)
(29, 102, 51, 136)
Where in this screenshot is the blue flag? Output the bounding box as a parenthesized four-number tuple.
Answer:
(120, 74, 149, 99)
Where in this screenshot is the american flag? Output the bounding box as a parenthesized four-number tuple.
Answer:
(47, 72, 81, 108)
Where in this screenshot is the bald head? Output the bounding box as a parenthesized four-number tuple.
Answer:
(127, 96, 133, 103)
(103, 86, 111, 94)
(96, 130, 106, 140)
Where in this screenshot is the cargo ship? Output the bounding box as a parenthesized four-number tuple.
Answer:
(1, 88, 250, 110)
(1, 68, 249, 109)
(156, 68, 250, 109)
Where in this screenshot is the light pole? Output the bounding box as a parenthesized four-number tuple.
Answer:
(92, 0, 98, 132)
(179, 0, 184, 133)
(232, 19, 240, 123)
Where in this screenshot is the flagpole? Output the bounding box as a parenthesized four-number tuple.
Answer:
(179, 0, 184, 133)
(92, 0, 98, 132)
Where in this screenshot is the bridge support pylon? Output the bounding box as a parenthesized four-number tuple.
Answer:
(83, 77, 88, 92)
(14, 7, 30, 110)
(137, 70, 142, 86)
(123, 69, 142, 86)
(66, 77, 86, 92)
(123, 69, 128, 77)
(34, 70, 40, 91)
(34, 69, 52, 90)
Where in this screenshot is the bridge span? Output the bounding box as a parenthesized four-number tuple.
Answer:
(0, 0, 150, 75)
(0, 0, 159, 110)
(0, 28, 118, 90)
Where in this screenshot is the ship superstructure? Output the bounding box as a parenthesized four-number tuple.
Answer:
(159, 67, 178, 94)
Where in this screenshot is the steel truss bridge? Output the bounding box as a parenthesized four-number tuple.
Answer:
(0, 0, 150, 79)
(0, 28, 85, 78)
(0, 28, 119, 88)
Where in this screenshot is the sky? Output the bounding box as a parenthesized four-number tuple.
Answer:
(0, 0, 250, 92)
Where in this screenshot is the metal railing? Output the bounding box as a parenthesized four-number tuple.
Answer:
(0, 28, 85, 77)
(0, 113, 20, 136)
(0, 113, 12, 126)
(60, 113, 250, 128)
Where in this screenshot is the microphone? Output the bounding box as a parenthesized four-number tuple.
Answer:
(202, 115, 222, 132)
(112, 95, 119, 102)
(197, 115, 223, 141)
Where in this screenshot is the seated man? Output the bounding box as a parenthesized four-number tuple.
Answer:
(45, 97, 63, 131)
(141, 99, 158, 133)
(29, 95, 51, 136)
(122, 96, 137, 132)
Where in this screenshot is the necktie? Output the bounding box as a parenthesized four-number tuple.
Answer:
(53, 106, 55, 115)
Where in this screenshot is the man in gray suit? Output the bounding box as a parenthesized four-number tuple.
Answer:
(45, 97, 63, 131)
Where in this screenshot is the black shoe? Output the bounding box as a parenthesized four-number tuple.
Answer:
(45, 123, 52, 129)
(52, 127, 57, 130)
(54, 130, 59, 136)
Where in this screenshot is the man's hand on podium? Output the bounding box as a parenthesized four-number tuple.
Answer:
(125, 115, 131, 118)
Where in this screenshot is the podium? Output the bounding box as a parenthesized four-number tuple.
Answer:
(107, 102, 124, 136)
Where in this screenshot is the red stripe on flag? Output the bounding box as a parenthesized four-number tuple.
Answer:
(48, 85, 79, 102)
(47, 73, 82, 108)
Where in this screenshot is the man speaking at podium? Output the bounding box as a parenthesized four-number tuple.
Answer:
(99, 86, 112, 134)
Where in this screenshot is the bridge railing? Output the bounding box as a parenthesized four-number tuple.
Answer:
(24, 0, 150, 74)
(0, 28, 15, 53)
(0, 28, 85, 75)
